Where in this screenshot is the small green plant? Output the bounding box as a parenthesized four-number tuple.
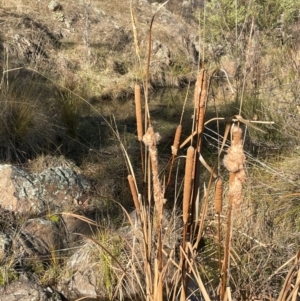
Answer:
(0, 267, 18, 286)
(47, 214, 60, 223)
(95, 230, 123, 299)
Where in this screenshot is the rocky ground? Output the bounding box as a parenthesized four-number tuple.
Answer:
(0, 0, 200, 99)
(0, 157, 186, 301)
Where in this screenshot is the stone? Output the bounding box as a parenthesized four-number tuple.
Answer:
(18, 218, 65, 257)
(0, 277, 66, 301)
(59, 244, 102, 300)
(0, 232, 11, 261)
(48, 1, 62, 12)
(0, 164, 91, 216)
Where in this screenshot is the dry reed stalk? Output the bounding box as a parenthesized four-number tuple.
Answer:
(128, 175, 141, 215)
(180, 146, 195, 301)
(291, 263, 300, 301)
(135, 84, 143, 141)
(154, 258, 163, 301)
(221, 125, 246, 299)
(221, 175, 233, 300)
(130, 1, 140, 60)
(277, 252, 300, 301)
(214, 178, 223, 273)
(135, 84, 145, 175)
(193, 170, 214, 251)
(143, 126, 164, 300)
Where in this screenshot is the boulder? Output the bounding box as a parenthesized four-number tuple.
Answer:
(18, 218, 65, 257)
(0, 164, 91, 216)
(59, 243, 106, 300)
(0, 273, 65, 301)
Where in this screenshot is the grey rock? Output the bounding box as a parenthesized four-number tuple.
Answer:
(0, 278, 49, 301)
(18, 218, 65, 257)
(0, 232, 12, 261)
(48, 1, 62, 11)
(0, 164, 91, 216)
(59, 244, 104, 300)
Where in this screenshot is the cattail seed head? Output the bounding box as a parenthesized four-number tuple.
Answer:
(214, 178, 223, 214)
(194, 69, 207, 109)
(197, 107, 205, 133)
(135, 84, 143, 141)
(171, 124, 182, 156)
(183, 146, 195, 224)
(194, 69, 207, 134)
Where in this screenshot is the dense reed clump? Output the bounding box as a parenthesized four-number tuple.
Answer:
(120, 3, 300, 301)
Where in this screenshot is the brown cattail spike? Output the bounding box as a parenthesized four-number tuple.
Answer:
(135, 84, 143, 141)
(194, 69, 207, 109)
(214, 178, 223, 214)
(199, 69, 207, 107)
(183, 146, 195, 225)
(128, 175, 141, 215)
(171, 124, 182, 156)
(193, 69, 207, 134)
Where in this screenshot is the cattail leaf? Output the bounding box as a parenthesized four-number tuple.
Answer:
(199, 154, 217, 177)
(180, 130, 197, 149)
(235, 114, 266, 133)
(219, 122, 231, 156)
(128, 174, 141, 215)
